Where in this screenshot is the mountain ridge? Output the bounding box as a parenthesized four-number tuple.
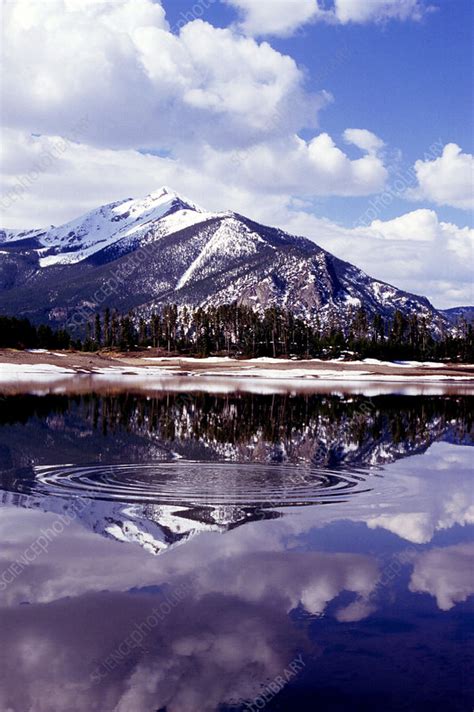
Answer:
(0, 187, 452, 334)
(441, 306, 474, 325)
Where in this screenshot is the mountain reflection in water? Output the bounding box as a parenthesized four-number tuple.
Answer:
(0, 390, 472, 712)
(0, 391, 471, 468)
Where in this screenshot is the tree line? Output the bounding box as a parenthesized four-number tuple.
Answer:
(1, 304, 473, 361)
(0, 316, 72, 350)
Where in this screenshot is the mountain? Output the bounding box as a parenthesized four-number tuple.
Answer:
(0, 186, 448, 333)
(441, 306, 474, 326)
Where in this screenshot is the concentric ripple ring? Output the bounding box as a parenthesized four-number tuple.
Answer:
(10, 461, 374, 507)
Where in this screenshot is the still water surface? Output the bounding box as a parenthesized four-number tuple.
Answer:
(0, 388, 473, 711)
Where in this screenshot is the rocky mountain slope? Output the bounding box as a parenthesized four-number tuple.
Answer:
(0, 186, 448, 333)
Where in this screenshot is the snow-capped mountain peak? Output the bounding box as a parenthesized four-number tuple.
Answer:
(119, 185, 205, 217)
(0, 186, 211, 267)
(0, 187, 449, 334)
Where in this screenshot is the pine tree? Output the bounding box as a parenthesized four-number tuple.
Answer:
(151, 312, 161, 348)
(138, 317, 148, 347)
(94, 314, 102, 349)
(104, 308, 111, 347)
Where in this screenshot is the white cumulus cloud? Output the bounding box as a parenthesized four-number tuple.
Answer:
(333, 0, 430, 24)
(344, 128, 385, 155)
(201, 130, 388, 196)
(225, 0, 431, 36)
(0, 0, 321, 150)
(369, 208, 444, 241)
(224, 0, 324, 37)
(0, 122, 389, 229)
(410, 143, 474, 210)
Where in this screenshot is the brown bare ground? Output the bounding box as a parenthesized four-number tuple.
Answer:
(0, 348, 473, 380)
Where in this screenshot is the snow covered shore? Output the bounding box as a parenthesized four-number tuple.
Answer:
(0, 351, 473, 397)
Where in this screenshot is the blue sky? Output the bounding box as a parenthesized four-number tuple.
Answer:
(0, 0, 472, 307)
(164, 0, 472, 227)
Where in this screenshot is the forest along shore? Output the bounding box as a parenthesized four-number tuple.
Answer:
(0, 349, 473, 383)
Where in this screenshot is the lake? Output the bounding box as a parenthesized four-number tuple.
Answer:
(0, 384, 473, 712)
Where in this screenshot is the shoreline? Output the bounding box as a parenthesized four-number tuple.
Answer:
(0, 350, 473, 396)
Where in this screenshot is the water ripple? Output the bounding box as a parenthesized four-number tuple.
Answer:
(10, 461, 374, 507)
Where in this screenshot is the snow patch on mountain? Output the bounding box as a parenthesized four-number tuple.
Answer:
(176, 217, 268, 289)
(0, 227, 46, 243)
(40, 186, 206, 266)
(0, 187, 215, 267)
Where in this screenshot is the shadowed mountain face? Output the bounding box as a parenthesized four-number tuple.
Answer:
(441, 306, 474, 325)
(0, 392, 471, 555)
(0, 187, 447, 332)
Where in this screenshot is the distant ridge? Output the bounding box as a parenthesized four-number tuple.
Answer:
(440, 306, 474, 325)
